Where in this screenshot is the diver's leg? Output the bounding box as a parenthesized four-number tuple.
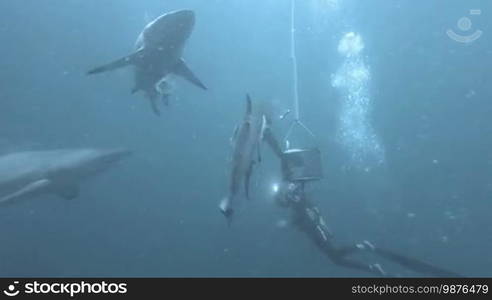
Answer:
(335, 244, 367, 257)
(294, 198, 388, 276)
(330, 256, 387, 276)
(332, 240, 379, 257)
(316, 238, 388, 276)
(307, 222, 388, 276)
(331, 240, 462, 277)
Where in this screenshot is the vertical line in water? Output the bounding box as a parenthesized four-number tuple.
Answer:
(290, 0, 300, 121)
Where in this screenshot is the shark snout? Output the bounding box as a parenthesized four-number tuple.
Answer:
(173, 9, 195, 20)
(168, 9, 195, 28)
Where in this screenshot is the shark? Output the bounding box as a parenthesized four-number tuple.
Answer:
(219, 94, 269, 224)
(0, 148, 131, 206)
(87, 9, 207, 115)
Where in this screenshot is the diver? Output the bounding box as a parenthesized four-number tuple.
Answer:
(263, 126, 463, 277)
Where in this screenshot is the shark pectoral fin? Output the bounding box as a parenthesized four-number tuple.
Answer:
(56, 184, 80, 200)
(245, 162, 254, 200)
(87, 52, 141, 75)
(0, 179, 52, 205)
(260, 115, 268, 140)
(173, 58, 207, 90)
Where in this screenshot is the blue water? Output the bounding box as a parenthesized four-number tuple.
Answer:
(0, 0, 490, 277)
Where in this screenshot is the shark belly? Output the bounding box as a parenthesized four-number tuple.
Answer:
(132, 47, 182, 94)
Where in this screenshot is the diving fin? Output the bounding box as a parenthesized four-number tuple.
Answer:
(0, 179, 52, 205)
(371, 246, 464, 277)
(173, 58, 207, 90)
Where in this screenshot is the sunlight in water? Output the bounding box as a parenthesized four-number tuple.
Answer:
(332, 32, 385, 166)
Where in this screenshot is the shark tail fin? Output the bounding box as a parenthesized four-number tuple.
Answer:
(174, 58, 207, 90)
(87, 53, 139, 75)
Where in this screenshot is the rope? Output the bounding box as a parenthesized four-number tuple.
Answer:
(290, 0, 300, 121)
(285, 0, 316, 147)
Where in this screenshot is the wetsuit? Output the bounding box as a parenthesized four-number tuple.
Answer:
(264, 126, 462, 277)
(277, 179, 463, 277)
(279, 180, 387, 276)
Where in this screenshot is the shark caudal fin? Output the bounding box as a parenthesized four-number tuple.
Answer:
(87, 52, 141, 75)
(173, 58, 207, 90)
